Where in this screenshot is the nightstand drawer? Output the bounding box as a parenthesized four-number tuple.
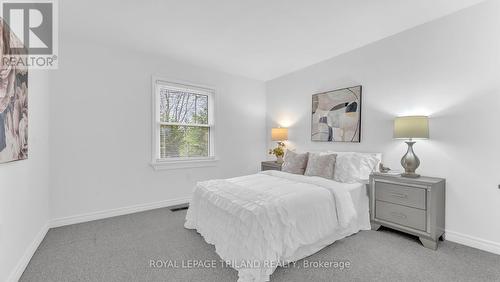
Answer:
(375, 181, 426, 209)
(261, 161, 282, 171)
(375, 201, 426, 231)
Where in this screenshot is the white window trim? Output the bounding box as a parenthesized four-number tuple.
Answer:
(151, 76, 218, 170)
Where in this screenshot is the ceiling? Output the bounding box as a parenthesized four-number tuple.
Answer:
(60, 0, 485, 81)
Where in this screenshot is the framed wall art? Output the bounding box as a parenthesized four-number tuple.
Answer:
(311, 85, 361, 142)
(0, 19, 29, 163)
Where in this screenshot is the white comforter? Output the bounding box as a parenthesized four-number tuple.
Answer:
(185, 170, 370, 282)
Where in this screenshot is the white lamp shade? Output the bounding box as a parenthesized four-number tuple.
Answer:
(394, 116, 429, 139)
(271, 127, 288, 141)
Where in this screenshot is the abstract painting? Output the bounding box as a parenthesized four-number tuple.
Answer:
(311, 85, 361, 142)
(0, 19, 28, 163)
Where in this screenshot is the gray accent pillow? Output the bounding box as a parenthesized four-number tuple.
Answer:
(282, 150, 309, 175)
(304, 153, 337, 179)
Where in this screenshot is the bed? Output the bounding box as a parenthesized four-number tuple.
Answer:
(185, 159, 375, 282)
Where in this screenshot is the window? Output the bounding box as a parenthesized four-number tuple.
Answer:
(152, 77, 216, 169)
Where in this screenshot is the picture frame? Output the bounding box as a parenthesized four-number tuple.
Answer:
(311, 85, 362, 142)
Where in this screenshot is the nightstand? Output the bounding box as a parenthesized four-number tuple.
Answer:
(261, 161, 282, 171)
(369, 172, 445, 250)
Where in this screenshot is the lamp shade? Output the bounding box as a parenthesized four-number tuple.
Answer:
(394, 116, 429, 139)
(271, 127, 288, 141)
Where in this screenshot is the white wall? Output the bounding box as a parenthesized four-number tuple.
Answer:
(266, 0, 500, 251)
(49, 36, 267, 221)
(0, 71, 51, 281)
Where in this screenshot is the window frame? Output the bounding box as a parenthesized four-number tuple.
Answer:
(151, 76, 217, 170)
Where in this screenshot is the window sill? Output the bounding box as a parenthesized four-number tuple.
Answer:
(151, 157, 219, 170)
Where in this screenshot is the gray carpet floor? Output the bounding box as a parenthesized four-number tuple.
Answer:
(20, 207, 500, 282)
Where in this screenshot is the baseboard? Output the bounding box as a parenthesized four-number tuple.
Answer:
(49, 197, 191, 228)
(445, 230, 500, 255)
(7, 223, 49, 282)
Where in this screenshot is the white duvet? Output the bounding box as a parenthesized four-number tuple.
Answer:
(185, 170, 370, 282)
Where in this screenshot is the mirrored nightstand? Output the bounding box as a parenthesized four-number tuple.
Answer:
(369, 172, 446, 250)
(261, 161, 282, 171)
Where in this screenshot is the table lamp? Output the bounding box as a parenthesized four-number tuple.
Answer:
(394, 116, 429, 178)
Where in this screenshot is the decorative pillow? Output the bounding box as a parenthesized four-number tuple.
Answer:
(282, 150, 309, 175)
(304, 153, 337, 179)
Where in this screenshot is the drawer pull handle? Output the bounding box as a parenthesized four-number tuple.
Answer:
(390, 211, 407, 219)
(389, 192, 408, 199)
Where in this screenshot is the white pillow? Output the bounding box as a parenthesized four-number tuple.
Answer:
(325, 151, 381, 183)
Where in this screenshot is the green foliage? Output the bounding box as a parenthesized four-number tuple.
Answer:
(182, 108, 209, 157)
(160, 124, 209, 158)
(268, 143, 285, 157)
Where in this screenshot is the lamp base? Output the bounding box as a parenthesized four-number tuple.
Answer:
(400, 141, 421, 178)
(401, 172, 420, 178)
